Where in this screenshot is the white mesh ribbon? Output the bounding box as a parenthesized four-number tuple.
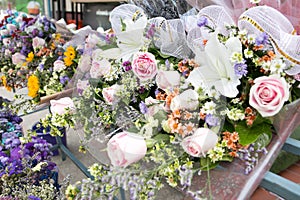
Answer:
(238, 6, 300, 75)
(187, 5, 235, 57)
(109, 4, 146, 35)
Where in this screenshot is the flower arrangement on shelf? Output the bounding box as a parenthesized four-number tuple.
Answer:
(40, 2, 300, 199)
(0, 104, 60, 199)
(0, 10, 80, 113)
(0, 10, 56, 91)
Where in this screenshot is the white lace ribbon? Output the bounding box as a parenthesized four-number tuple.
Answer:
(187, 4, 300, 75)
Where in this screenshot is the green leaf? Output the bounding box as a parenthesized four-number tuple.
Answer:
(153, 110, 167, 122)
(236, 121, 272, 146)
(253, 131, 272, 148)
(126, 126, 139, 133)
(222, 119, 235, 132)
(153, 133, 170, 142)
(220, 155, 234, 162)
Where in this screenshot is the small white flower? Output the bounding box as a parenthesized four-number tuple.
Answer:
(231, 98, 240, 104)
(244, 49, 253, 58)
(206, 88, 220, 99)
(238, 29, 248, 37)
(247, 34, 256, 44)
(220, 109, 228, 116)
(140, 116, 159, 138)
(32, 162, 47, 172)
(227, 108, 245, 121)
(250, 0, 261, 4)
(261, 61, 271, 71)
(270, 58, 286, 74)
(230, 52, 243, 63)
(202, 101, 216, 115)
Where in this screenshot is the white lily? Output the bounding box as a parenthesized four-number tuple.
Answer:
(100, 15, 148, 60)
(188, 32, 241, 98)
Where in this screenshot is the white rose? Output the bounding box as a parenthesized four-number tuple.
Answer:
(102, 84, 120, 105)
(90, 59, 111, 78)
(145, 97, 163, 116)
(156, 70, 181, 90)
(50, 97, 75, 115)
(181, 128, 218, 157)
(170, 89, 199, 111)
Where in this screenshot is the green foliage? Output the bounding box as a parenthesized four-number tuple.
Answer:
(236, 116, 272, 146)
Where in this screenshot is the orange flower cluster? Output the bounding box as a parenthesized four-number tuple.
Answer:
(156, 88, 179, 110)
(245, 107, 256, 126)
(222, 131, 244, 157)
(156, 88, 197, 136)
(177, 59, 199, 77)
(167, 109, 196, 136)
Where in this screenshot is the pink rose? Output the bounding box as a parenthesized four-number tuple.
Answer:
(156, 70, 181, 90)
(53, 60, 66, 72)
(107, 132, 147, 167)
(76, 79, 89, 95)
(50, 97, 75, 115)
(132, 52, 157, 81)
(32, 37, 45, 49)
(181, 128, 218, 157)
(90, 59, 111, 78)
(102, 84, 120, 105)
(249, 75, 289, 117)
(12, 53, 26, 65)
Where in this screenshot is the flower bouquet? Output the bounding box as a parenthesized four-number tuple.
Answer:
(41, 1, 300, 199)
(0, 106, 60, 199)
(0, 10, 80, 113)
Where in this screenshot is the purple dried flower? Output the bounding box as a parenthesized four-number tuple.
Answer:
(205, 114, 219, 127)
(28, 195, 41, 200)
(146, 23, 155, 39)
(234, 62, 248, 78)
(123, 60, 132, 71)
(197, 16, 208, 27)
(255, 32, 269, 46)
(60, 76, 70, 85)
(139, 101, 148, 114)
(139, 86, 145, 94)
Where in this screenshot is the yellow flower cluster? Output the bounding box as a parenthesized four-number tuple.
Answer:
(64, 46, 76, 66)
(1, 75, 11, 91)
(27, 74, 39, 98)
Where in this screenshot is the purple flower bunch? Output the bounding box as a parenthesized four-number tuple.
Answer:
(0, 108, 59, 197)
